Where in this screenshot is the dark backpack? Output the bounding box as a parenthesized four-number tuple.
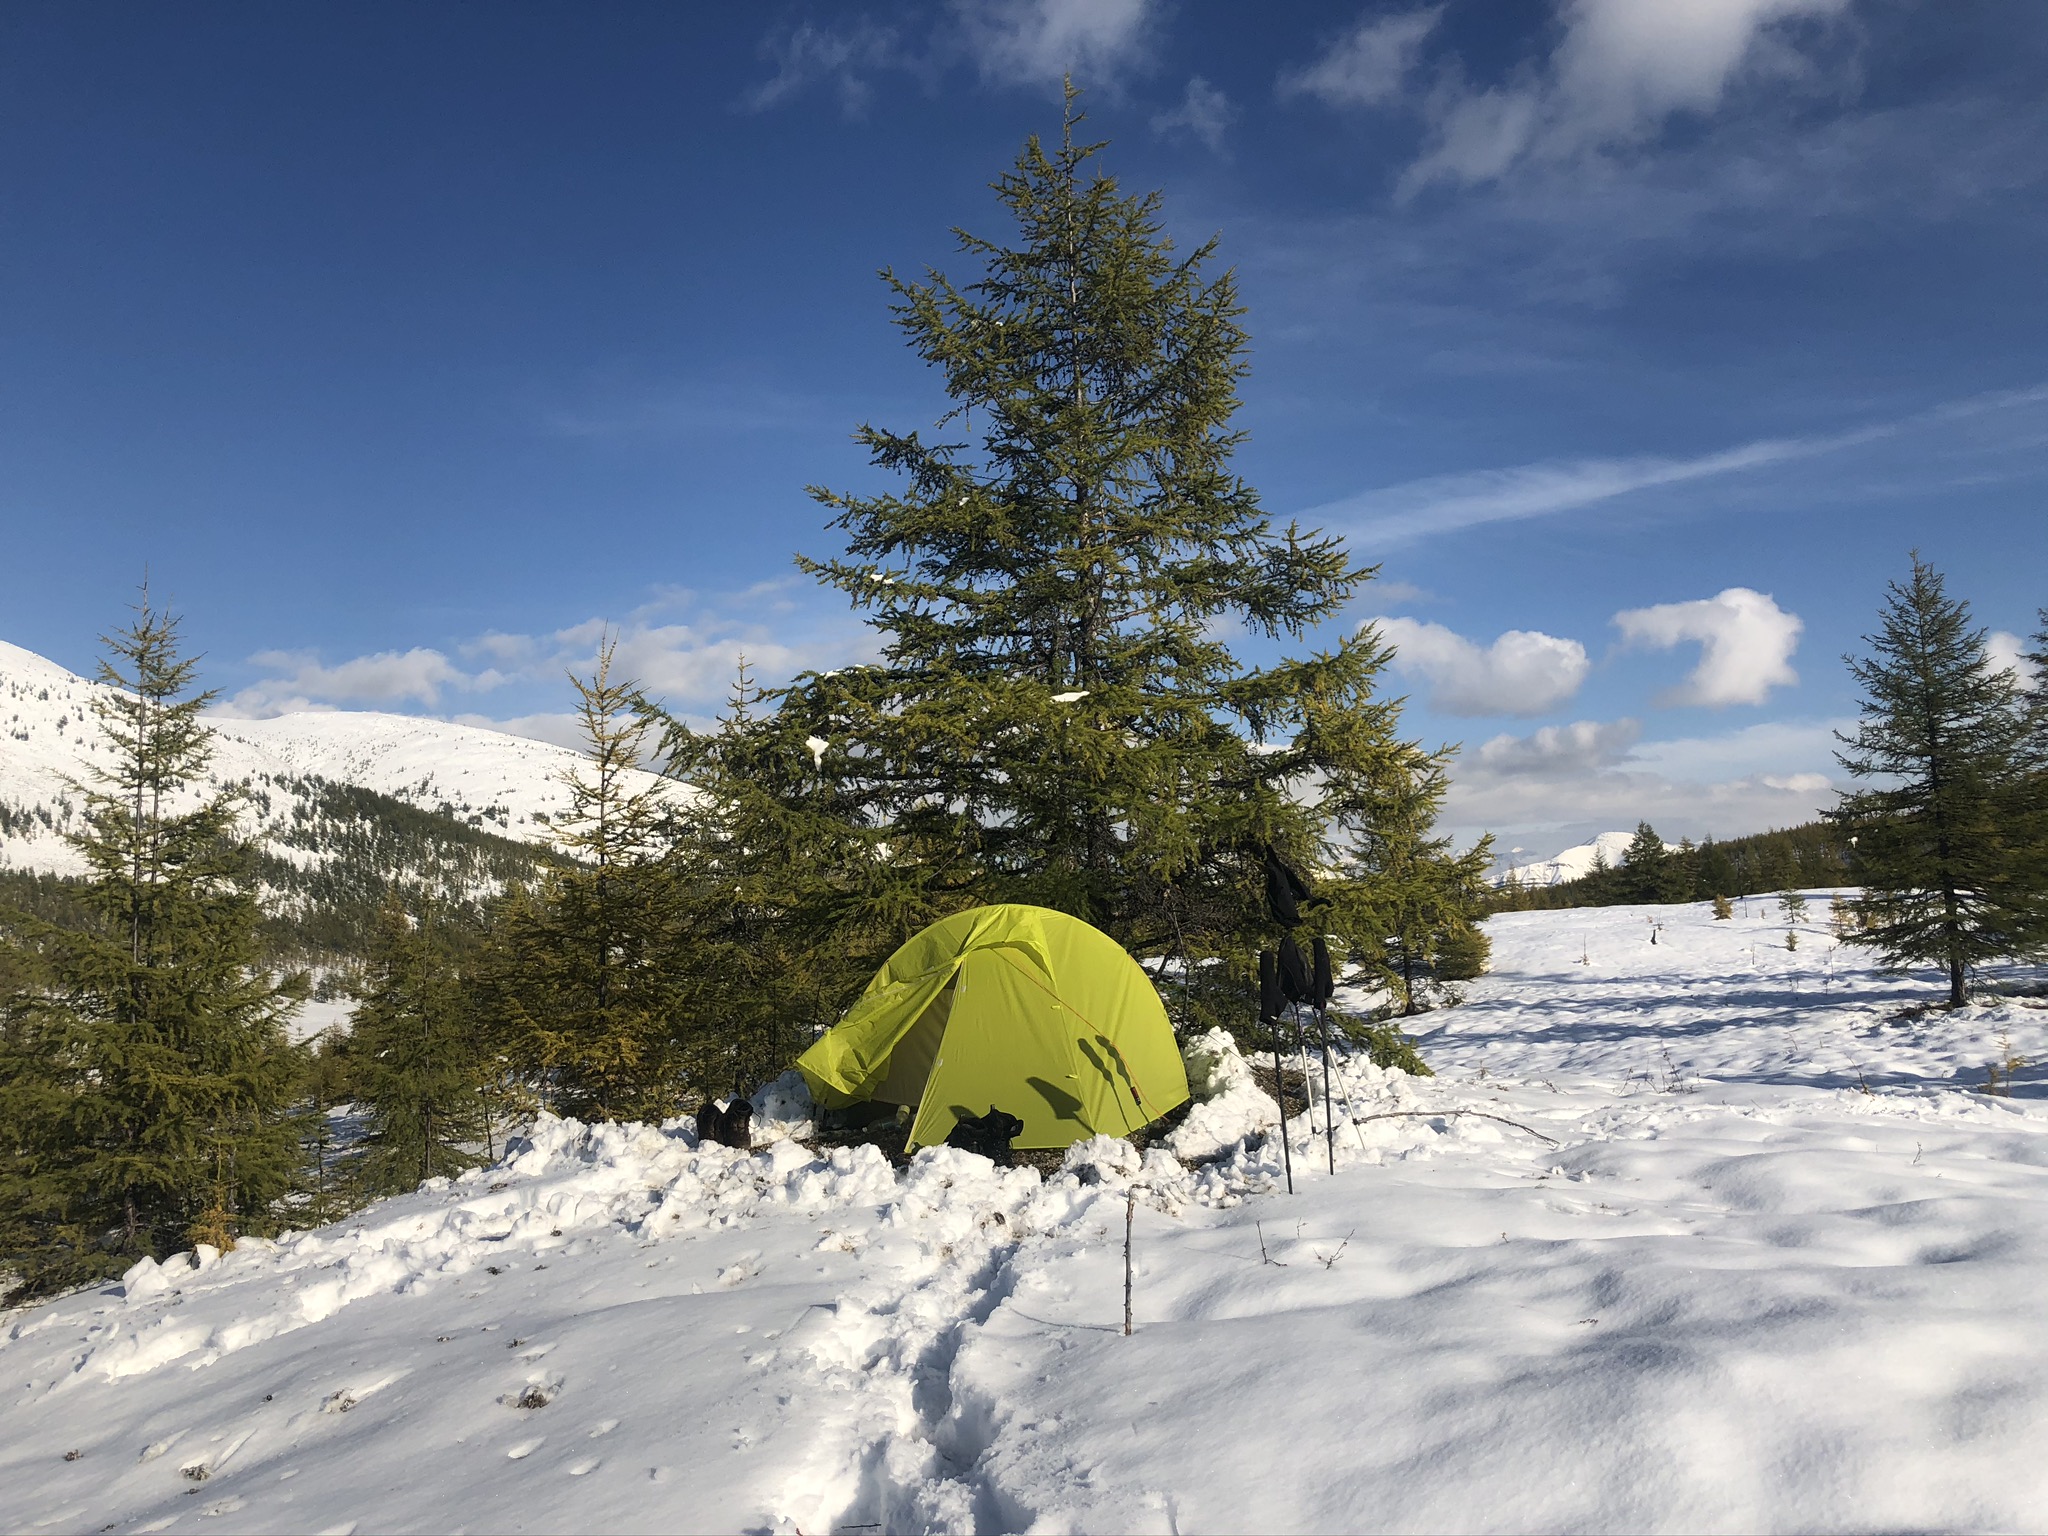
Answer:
(695, 1097, 754, 1149)
(946, 1105, 1025, 1165)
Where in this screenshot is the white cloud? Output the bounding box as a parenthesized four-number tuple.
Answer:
(1473, 717, 1642, 777)
(1402, 0, 1855, 194)
(1986, 629, 2038, 688)
(225, 647, 476, 716)
(1279, 8, 1441, 110)
(1152, 76, 1235, 152)
(1308, 432, 1852, 546)
(955, 0, 1155, 90)
(225, 585, 876, 728)
(1613, 587, 1802, 707)
(1444, 714, 1847, 850)
(1375, 616, 1589, 716)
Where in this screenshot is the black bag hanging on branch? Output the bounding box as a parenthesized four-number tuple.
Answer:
(1312, 935, 1335, 1008)
(1263, 845, 1314, 928)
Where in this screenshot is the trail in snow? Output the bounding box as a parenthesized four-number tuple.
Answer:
(5, 894, 2048, 1533)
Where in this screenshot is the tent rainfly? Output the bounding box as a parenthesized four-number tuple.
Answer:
(795, 904, 1191, 1151)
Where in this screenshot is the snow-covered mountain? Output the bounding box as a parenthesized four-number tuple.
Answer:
(0, 638, 663, 878)
(5, 897, 2046, 1532)
(1494, 829, 1641, 887)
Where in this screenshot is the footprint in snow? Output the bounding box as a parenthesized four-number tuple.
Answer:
(506, 1437, 546, 1460)
(589, 1418, 620, 1437)
(567, 1457, 601, 1476)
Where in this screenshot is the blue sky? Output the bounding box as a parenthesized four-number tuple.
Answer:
(4, 1, 2045, 857)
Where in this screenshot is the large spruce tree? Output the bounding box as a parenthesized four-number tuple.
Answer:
(708, 91, 1435, 1034)
(1832, 557, 2031, 1005)
(0, 594, 304, 1298)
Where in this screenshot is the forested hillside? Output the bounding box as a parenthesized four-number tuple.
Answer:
(1495, 819, 1850, 910)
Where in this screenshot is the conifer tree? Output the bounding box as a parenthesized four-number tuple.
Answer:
(1833, 557, 2032, 1005)
(492, 642, 686, 1121)
(728, 88, 1428, 1033)
(654, 659, 901, 1085)
(1338, 750, 1493, 1014)
(297, 1035, 355, 1225)
(346, 896, 487, 1196)
(1619, 822, 1680, 904)
(0, 593, 304, 1297)
(2010, 610, 2048, 954)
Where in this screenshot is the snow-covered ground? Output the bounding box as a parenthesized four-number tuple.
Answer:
(6, 896, 2048, 1534)
(1, 639, 665, 875)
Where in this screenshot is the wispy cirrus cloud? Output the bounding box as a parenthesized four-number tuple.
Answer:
(1278, 7, 1441, 111)
(1299, 382, 2048, 548)
(742, 0, 1158, 115)
(1152, 76, 1235, 153)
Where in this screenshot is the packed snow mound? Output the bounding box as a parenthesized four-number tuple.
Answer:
(747, 1069, 816, 1145)
(8, 897, 2048, 1533)
(0, 637, 669, 875)
(1165, 1025, 1280, 1161)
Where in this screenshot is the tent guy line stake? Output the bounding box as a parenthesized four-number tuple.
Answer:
(1123, 1187, 1137, 1336)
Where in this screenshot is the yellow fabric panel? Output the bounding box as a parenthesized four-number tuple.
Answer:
(870, 984, 951, 1106)
(909, 949, 1087, 1149)
(795, 905, 1056, 1107)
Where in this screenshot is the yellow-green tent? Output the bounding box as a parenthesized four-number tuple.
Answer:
(796, 904, 1190, 1151)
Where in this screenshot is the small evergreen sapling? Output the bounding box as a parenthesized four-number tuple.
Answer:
(347, 897, 488, 1197)
(489, 641, 687, 1122)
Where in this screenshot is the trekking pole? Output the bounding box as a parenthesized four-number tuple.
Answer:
(1316, 1004, 1337, 1175)
(1260, 948, 1294, 1195)
(1272, 1026, 1294, 1194)
(1292, 1004, 1318, 1145)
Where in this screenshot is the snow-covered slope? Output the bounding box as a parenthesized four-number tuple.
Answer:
(0, 639, 663, 876)
(6, 897, 2048, 1533)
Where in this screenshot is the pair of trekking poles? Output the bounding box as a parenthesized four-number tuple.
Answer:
(1257, 846, 1368, 1191)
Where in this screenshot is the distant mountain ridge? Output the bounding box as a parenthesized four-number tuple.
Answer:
(0, 638, 668, 970)
(1496, 831, 1653, 888)
(0, 638, 664, 876)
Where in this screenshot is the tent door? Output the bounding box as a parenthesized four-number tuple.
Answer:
(870, 980, 954, 1107)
